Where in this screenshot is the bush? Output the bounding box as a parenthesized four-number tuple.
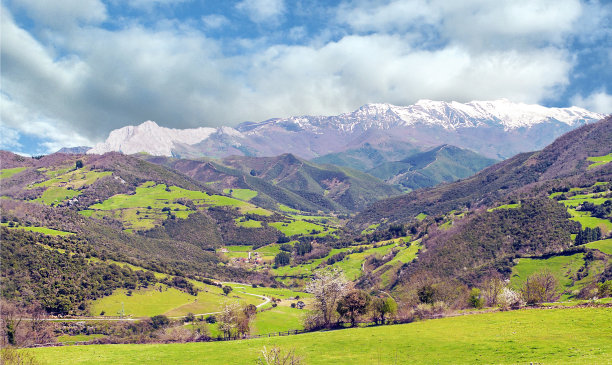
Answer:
(274, 252, 291, 267)
(521, 271, 558, 305)
(468, 288, 484, 309)
(150, 315, 170, 329)
(497, 287, 524, 310)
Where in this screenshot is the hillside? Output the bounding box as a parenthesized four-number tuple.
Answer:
(221, 154, 402, 212)
(367, 145, 497, 190)
(352, 116, 612, 228)
(144, 153, 402, 213)
(346, 117, 612, 299)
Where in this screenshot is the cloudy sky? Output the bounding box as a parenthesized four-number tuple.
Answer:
(1, 0, 611, 155)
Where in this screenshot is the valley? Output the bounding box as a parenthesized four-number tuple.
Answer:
(1, 114, 611, 365)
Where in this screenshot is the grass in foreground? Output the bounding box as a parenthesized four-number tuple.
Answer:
(29, 307, 612, 364)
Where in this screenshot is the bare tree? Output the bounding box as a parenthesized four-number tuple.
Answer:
(217, 302, 256, 339)
(257, 346, 303, 365)
(521, 271, 558, 305)
(305, 268, 349, 328)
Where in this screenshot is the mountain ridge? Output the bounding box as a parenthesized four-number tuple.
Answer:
(86, 100, 605, 160)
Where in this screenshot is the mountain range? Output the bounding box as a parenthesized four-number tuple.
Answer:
(87, 99, 604, 161)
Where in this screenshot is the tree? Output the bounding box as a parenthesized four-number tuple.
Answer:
(218, 302, 256, 339)
(257, 345, 303, 365)
(274, 252, 291, 267)
(75, 160, 83, 169)
(337, 290, 371, 327)
(481, 277, 505, 307)
(370, 296, 397, 325)
(150, 315, 170, 329)
(223, 286, 233, 296)
(305, 268, 349, 328)
(521, 270, 558, 305)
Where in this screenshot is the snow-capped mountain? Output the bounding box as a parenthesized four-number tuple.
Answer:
(88, 100, 605, 160)
(88, 120, 216, 156)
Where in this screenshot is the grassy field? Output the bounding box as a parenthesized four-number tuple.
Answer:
(29, 307, 612, 364)
(36, 186, 80, 205)
(251, 306, 306, 334)
(224, 188, 258, 201)
(510, 253, 605, 299)
(89, 284, 265, 318)
(0, 223, 74, 236)
(80, 182, 272, 231)
(587, 152, 612, 169)
(269, 220, 335, 237)
(487, 203, 520, 211)
(33, 169, 112, 190)
(0, 166, 26, 179)
(568, 209, 612, 231)
(586, 238, 612, 255)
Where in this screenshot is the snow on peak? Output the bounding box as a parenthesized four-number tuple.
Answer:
(88, 121, 216, 156)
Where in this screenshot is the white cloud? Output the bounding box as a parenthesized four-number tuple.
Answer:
(14, 0, 107, 28)
(1, 94, 94, 154)
(245, 35, 571, 116)
(0, 124, 22, 151)
(338, 0, 582, 50)
(201, 14, 230, 29)
(571, 91, 612, 114)
(236, 0, 285, 24)
(0, 0, 608, 153)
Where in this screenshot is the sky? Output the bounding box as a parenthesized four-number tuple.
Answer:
(1, 0, 611, 155)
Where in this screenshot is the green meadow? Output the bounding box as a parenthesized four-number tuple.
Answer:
(269, 220, 335, 237)
(80, 182, 272, 231)
(510, 253, 606, 299)
(585, 238, 612, 255)
(36, 186, 80, 205)
(224, 188, 258, 201)
(1, 223, 74, 237)
(587, 152, 612, 169)
(29, 307, 612, 364)
(89, 283, 266, 318)
(0, 166, 26, 179)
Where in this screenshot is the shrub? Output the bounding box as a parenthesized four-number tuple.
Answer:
(150, 315, 170, 329)
(521, 271, 558, 305)
(257, 345, 303, 365)
(468, 288, 484, 309)
(497, 287, 524, 310)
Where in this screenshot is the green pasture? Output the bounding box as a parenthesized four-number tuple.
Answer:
(585, 238, 612, 255)
(89, 284, 264, 318)
(224, 188, 258, 201)
(33, 169, 112, 190)
(269, 220, 335, 237)
(36, 187, 80, 205)
(361, 223, 380, 235)
(0, 167, 26, 179)
(510, 253, 605, 299)
(252, 306, 307, 335)
(568, 209, 612, 231)
(587, 152, 612, 169)
(488, 203, 520, 212)
(1, 223, 74, 236)
(81, 182, 271, 230)
(29, 307, 612, 364)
